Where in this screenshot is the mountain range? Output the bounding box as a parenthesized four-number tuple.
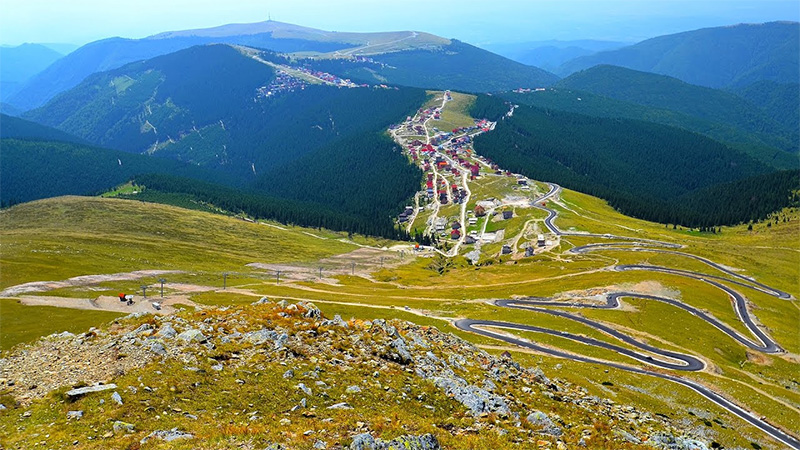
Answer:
(557, 21, 800, 88)
(5, 20, 554, 111)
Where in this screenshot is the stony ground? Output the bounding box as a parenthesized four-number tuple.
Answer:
(0, 299, 711, 449)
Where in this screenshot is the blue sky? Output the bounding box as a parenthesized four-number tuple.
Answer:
(1, 0, 798, 46)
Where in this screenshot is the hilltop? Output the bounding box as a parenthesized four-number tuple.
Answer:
(0, 299, 715, 449)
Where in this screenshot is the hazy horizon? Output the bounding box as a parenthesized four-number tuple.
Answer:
(1, 0, 798, 48)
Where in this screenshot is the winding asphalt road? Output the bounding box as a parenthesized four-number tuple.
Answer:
(455, 182, 799, 449)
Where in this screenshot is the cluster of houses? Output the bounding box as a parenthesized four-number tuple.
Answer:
(297, 66, 360, 88)
(397, 206, 416, 224)
(512, 87, 547, 94)
(257, 71, 307, 98)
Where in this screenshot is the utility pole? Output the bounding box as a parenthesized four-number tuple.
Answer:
(276, 270, 281, 284)
(319, 267, 323, 280)
(380, 256, 384, 268)
(223, 272, 228, 290)
(140, 285, 148, 298)
(351, 262, 355, 275)
(158, 278, 166, 298)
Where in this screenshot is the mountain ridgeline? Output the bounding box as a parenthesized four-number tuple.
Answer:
(471, 96, 798, 228)
(8, 45, 430, 239)
(557, 21, 800, 89)
(305, 40, 559, 92)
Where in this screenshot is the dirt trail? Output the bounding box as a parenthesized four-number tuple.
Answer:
(17, 294, 200, 315)
(0, 270, 183, 297)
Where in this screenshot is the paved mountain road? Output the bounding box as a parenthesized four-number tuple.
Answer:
(455, 182, 799, 449)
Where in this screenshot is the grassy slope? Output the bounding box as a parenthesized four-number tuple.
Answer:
(0, 196, 361, 290)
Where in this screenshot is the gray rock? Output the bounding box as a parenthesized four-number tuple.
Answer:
(0, 404, 6, 410)
(326, 402, 352, 410)
(614, 429, 641, 444)
(526, 410, 562, 436)
(283, 369, 294, 379)
(277, 300, 289, 308)
(349, 433, 377, 450)
(265, 445, 286, 450)
(298, 301, 322, 319)
(176, 329, 207, 343)
(112, 421, 135, 434)
(345, 385, 361, 393)
(66, 410, 83, 420)
(148, 341, 167, 356)
(243, 328, 288, 349)
(313, 440, 328, 449)
(140, 428, 194, 444)
(156, 324, 177, 339)
(66, 384, 117, 398)
(253, 296, 271, 305)
(647, 432, 709, 450)
(389, 337, 413, 364)
(349, 433, 440, 450)
(111, 391, 123, 405)
(132, 324, 152, 335)
(211, 363, 223, 371)
(432, 376, 510, 417)
(321, 315, 348, 328)
(296, 383, 312, 396)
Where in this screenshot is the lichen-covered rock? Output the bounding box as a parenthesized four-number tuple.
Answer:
(648, 432, 709, 450)
(140, 428, 194, 444)
(349, 433, 440, 450)
(176, 329, 206, 343)
(526, 410, 562, 436)
(432, 376, 510, 416)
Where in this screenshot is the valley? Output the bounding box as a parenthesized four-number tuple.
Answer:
(1, 13, 799, 450)
(2, 89, 798, 449)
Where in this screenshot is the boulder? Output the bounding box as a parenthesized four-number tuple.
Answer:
(66, 410, 83, 420)
(140, 428, 194, 444)
(526, 410, 562, 436)
(349, 433, 440, 450)
(432, 376, 510, 417)
(112, 421, 135, 434)
(111, 391, 123, 405)
(176, 329, 207, 343)
(156, 324, 177, 339)
(66, 384, 117, 398)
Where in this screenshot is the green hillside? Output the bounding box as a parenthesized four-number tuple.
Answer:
(733, 80, 800, 133)
(558, 21, 800, 89)
(500, 89, 797, 169)
(472, 96, 794, 227)
(307, 40, 559, 93)
(0, 112, 88, 144)
(20, 44, 427, 239)
(0, 139, 227, 206)
(555, 65, 798, 153)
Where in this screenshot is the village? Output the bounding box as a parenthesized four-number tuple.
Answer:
(389, 91, 560, 262)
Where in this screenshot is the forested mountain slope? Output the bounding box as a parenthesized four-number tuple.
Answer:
(471, 96, 795, 227)
(500, 89, 797, 169)
(558, 22, 800, 88)
(733, 80, 800, 133)
(555, 65, 798, 152)
(19, 44, 427, 238)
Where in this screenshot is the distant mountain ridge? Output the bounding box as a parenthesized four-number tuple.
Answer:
(4, 20, 457, 111)
(0, 43, 64, 101)
(558, 21, 800, 88)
